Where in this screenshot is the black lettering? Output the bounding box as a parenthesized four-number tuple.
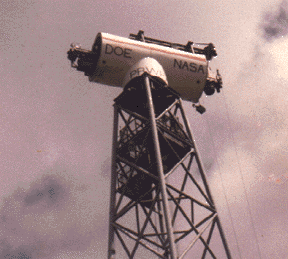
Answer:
(146, 66, 156, 75)
(181, 61, 189, 71)
(146, 67, 163, 76)
(175, 59, 203, 73)
(137, 67, 145, 76)
(124, 48, 132, 58)
(130, 70, 137, 78)
(198, 65, 204, 74)
(174, 59, 182, 69)
(114, 47, 123, 56)
(189, 63, 197, 72)
(105, 44, 113, 54)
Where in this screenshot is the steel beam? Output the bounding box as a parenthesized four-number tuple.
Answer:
(107, 75, 231, 258)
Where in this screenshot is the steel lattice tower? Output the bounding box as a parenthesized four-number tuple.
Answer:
(107, 74, 231, 259)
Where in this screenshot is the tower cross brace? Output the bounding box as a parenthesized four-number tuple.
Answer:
(108, 74, 231, 259)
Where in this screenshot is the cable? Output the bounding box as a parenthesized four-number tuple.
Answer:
(215, 88, 262, 258)
(204, 100, 243, 259)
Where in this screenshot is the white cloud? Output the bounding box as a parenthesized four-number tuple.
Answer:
(269, 37, 288, 79)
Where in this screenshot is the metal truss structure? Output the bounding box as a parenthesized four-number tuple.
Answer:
(108, 74, 231, 259)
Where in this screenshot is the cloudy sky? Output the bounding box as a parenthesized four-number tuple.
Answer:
(1, 0, 288, 258)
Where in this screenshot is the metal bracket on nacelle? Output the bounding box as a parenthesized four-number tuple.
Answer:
(129, 30, 217, 60)
(67, 43, 96, 76)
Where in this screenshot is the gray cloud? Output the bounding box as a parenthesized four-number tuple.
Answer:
(23, 176, 67, 208)
(261, 0, 288, 41)
(205, 8, 288, 256)
(0, 169, 106, 258)
(1, 242, 32, 259)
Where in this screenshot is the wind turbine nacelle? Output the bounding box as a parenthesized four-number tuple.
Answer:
(68, 32, 221, 103)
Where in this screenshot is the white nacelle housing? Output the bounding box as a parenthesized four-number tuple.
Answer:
(67, 31, 222, 103)
(90, 33, 208, 103)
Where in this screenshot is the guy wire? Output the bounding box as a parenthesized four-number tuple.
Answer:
(203, 97, 243, 259)
(215, 88, 262, 258)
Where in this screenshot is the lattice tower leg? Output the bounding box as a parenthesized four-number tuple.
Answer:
(107, 74, 231, 259)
